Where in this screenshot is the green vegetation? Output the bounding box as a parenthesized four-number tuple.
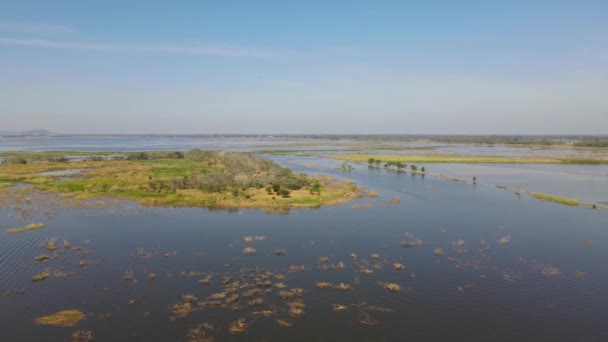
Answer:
(331, 154, 608, 164)
(0, 150, 364, 210)
(34, 309, 85, 327)
(527, 192, 580, 206)
(5, 223, 45, 234)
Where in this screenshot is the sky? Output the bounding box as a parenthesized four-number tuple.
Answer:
(1, 1, 607, 135)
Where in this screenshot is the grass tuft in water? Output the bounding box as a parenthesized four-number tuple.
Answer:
(34, 309, 85, 327)
(5, 223, 45, 234)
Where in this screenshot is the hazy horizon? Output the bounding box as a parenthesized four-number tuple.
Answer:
(2, 1, 607, 134)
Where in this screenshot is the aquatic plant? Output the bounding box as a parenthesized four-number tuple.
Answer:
(43, 237, 58, 251)
(350, 253, 358, 260)
(147, 273, 157, 280)
(71, 330, 94, 342)
(528, 192, 580, 206)
(248, 297, 264, 306)
(35, 255, 49, 262)
(381, 282, 401, 292)
(243, 236, 254, 243)
(123, 270, 136, 282)
(275, 319, 294, 327)
(497, 235, 512, 245)
(288, 307, 305, 318)
(182, 294, 198, 303)
(541, 266, 560, 276)
(334, 283, 352, 291)
(360, 268, 374, 275)
(171, 302, 193, 317)
(370, 253, 380, 259)
(243, 247, 256, 255)
(315, 282, 333, 289)
(228, 319, 248, 334)
(34, 309, 85, 327)
(337, 261, 345, 270)
(392, 263, 406, 270)
(358, 311, 378, 326)
(432, 248, 444, 256)
(273, 249, 287, 256)
(32, 268, 51, 282)
(186, 324, 215, 342)
(317, 256, 329, 264)
(332, 304, 348, 312)
(5, 223, 45, 234)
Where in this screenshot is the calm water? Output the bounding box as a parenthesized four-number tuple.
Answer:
(1, 152, 608, 341)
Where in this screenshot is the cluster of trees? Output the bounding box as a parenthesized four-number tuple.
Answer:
(367, 157, 426, 174)
(148, 149, 314, 197)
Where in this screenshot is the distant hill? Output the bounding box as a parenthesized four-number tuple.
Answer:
(0, 129, 55, 136)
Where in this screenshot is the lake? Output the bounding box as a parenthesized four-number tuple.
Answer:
(1, 137, 607, 341)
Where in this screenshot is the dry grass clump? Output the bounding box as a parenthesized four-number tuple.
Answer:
(360, 268, 374, 275)
(243, 247, 256, 255)
(401, 239, 424, 247)
(275, 318, 294, 327)
(228, 319, 248, 334)
(186, 324, 215, 342)
(381, 282, 401, 292)
(71, 330, 94, 342)
(541, 266, 560, 276)
(317, 256, 329, 264)
(358, 311, 378, 326)
(43, 237, 58, 251)
(278, 288, 303, 300)
(274, 282, 287, 289)
(288, 307, 305, 318)
(392, 263, 406, 270)
(432, 248, 444, 256)
(288, 265, 305, 272)
(34, 309, 85, 327)
(337, 261, 345, 270)
(370, 253, 380, 259)
(123, 270, 136, 282)
(254, 235, 266, 241)
(497, 235, 512, 245)
(252, 310, 274, 317)
(273, 249, 287, 256)
(316, 282, 333, 289)
(182, 294, 198, 303)
(350, 253, 358, 260)
(5, 223, 45, 234)
(35, 255, 49, 262)
(332, 304, 348, 312)
(334, 283, 352, 291)
(198, 275, 212, 285)
(575, 271, 587, 277)
(248, 297, 264, 306)
(225, 294, 239, 304)
(171, 302, 193, 317)
(243, 236, 254, 243)
(32, 268, 51, 282)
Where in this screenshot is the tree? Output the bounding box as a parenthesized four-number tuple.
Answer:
(421, 166, 425, 173)
(374, 159, 381, 166)
(278, 188, 290, 197)
(410, 165, 417, 172)
(310, 179, 321, 195)
(367, 157, 375, 165)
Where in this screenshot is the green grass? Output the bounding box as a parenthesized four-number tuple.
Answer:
(528, 192, 580, 206)
(330, 154, 608, 164)
(5, 223, 46, 234)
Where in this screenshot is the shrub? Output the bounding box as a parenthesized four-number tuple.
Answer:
(277, 189, 290, 197)
(127, 152, 149, 160)
(8, 157, 28, 164)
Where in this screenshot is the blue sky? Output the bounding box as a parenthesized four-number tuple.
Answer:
(1, 1, 607, 134)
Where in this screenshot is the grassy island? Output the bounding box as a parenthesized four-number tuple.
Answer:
(329, 153, 608, 164)
(0, 150, 365, 210)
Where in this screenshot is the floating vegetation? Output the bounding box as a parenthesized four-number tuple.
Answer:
(273, 249, 287, 256)
(121, 270, 136, 283)
(243, 236, 254, 243)
(274, 282, 287, 289)
(370, 253, 380, 259)
(254, 235, 266, 241)
(392, 263, 406, 270)
(279, 288, 303, 300)
(70, 330, 94, 342)
(360, 268, 374, 275)
(228, 319, 248, 334)
(252, 310, 274, 317)
(198, 275, 213, 285)
(350, 253, 358, 260)
(358, 311, 378, 326)
(35, 255, 49, 262)
(34, 309, 85, 327)
(32, 268, 51, 282)
(337, 261, 345, 270)
(288, 307, 305, 318)
(186, 324, 215, 342)
(432, 248, 444, 256)
(379, 282, 401, 292)
(450, 239, 465, 247)
(275, 319, 294, 327)
(171, 302, 193, 317)
(317, 257, 329, 264)
(316, 282, 333, 289)
(182, 294, 198, 303)
(497, 235, 512, 245)
(42, 237, 58, 251)
(226, 294, 239, 304)
(541, 266, 560, 277)
(288, 265, 305, 272)
(243, 247, 256, 255)
(332, 304, 348, 312)
(248, 297, 264, 306)
(5, 223, 45, 234)
(334, 283, 352, 291)
(209, 292, 227, 300)
(575, 271, 587, 277)
(198, 300, 222, 308)
(401, 239, 424, 248)
(528, 192, 580, 206)
(383, 198, 400, 205)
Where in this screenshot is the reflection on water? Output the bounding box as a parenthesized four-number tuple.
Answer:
(1, 155, 608, 341)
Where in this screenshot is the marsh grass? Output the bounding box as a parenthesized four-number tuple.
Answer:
(34, 309, 85, 327)
(32, 267, 51, 282)
(528, 192, 580, 206)
(5, 223, 45, 234)
(331, 153, 608, 164)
